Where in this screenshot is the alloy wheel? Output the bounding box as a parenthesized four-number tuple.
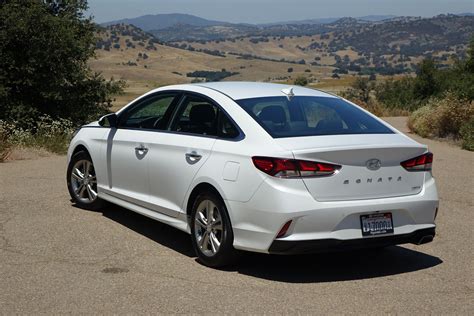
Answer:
(70, 159, 98, 203)
(194, 199, 224, 256)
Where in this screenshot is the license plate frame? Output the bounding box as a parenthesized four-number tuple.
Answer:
(360, 212, 394, 236)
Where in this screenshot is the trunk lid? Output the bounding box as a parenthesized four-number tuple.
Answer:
(275, 134, 427, 202)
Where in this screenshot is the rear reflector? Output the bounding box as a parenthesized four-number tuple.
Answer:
(401, 152, 433, 171)
(252, 156, 341, 178)
(276, 220, 292, 238)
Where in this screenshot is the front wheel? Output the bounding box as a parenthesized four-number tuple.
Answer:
(190, 192, 239, 267)
(67, 150, 105, 210)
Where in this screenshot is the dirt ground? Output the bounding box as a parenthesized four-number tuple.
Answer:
(0, 117, 472, 314)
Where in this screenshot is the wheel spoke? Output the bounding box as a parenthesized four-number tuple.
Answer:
(73, 168, 84, 180)
(77, 184, 86, 197)
(205, 200, 212, 222)
(209, 232, 220, 253)
(197, 211, 208, 225)
(211, 219, 223, 231)
(84, 161, 91, 178)
(86, 184, 97, 200)
(198, 231, 209, 250)
(195, 215, 207, 229)
(89, 175, 97, 184)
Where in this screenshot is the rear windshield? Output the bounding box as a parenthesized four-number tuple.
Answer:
(236, 96, 394, 138)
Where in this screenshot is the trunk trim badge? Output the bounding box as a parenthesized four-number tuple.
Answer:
(343, 176, 402, 185)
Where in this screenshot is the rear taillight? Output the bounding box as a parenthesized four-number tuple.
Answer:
(252, 156, 341, 178)
(401, 152, 433, 171)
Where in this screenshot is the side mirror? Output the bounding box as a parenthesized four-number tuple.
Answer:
(98, 113, 118, 128)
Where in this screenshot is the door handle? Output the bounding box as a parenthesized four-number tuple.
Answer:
(135, 145, 148, 153)
(185, 151, 202, 163)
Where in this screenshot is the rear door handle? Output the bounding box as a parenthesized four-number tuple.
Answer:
(185, 152, 202, 163)
(135, 145, 148, 153)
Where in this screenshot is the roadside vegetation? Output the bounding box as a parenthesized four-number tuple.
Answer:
(341, 37, 474, 150)
(0, 0, 124, 161)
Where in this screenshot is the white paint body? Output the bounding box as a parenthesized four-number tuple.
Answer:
(68, 82, 438, 253)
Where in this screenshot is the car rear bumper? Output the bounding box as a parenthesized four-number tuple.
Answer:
(226, 175, 438, 254)
(268, 227, 435, 254)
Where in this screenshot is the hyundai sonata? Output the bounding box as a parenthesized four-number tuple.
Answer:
(67, 82, 438, 267)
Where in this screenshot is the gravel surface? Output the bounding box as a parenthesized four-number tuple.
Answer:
(0, 117, 473, 314)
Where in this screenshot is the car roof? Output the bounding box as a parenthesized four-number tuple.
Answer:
(190, 81, 338, 100)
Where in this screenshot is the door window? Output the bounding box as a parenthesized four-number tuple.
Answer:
(119, 93, 179, 129)
(170, 95, 219, 136)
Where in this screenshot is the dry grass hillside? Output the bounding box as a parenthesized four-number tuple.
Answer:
(90, 25, 340, 109)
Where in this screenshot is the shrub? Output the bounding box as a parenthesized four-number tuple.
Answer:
(2, 115, 75, 155)
(460, 118, 474, 151)
(294, 76, 308, 86)
(0, 121, 13, 162)
(345, 98, 409, 117)
(408, 92, 474, 145)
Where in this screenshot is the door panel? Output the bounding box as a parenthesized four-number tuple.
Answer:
(147, 133, 216, 217)
(102, 92, 181, 206)
(106, 129, 151, 203)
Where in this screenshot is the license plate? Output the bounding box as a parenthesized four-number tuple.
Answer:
(360, 213, 394, 236)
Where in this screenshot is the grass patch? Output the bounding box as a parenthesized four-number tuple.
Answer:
(0, 116, 75, 161)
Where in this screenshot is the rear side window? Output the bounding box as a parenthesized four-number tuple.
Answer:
(236, 96, 393, 138)
(171, 95, 219, 136)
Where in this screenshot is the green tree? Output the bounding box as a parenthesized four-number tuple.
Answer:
(346, 77, 374, 103)
(464, 36, 474, 74)
(294, 76, 308, 86)
(375, 77, 417, 110)
(0, 0, 124, 125)
(413, 59, 439, 100)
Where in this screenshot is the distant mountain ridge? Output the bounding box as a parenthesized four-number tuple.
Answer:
(101, 13, 228, 30)
(101, 13, 474, 43)
(101, 12, 474, 32)
(101, 13, 403, 30)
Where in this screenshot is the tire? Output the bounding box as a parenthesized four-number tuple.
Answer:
(190, 191, 239, 268)
(67, 150, 105, 211)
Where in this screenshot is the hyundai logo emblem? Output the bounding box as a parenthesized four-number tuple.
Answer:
(366, 159, 382, 171)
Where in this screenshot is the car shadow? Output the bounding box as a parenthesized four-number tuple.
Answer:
(79, 203, 443, 283)
(85, 203, 196, 257)
(233, 247, 442, 283)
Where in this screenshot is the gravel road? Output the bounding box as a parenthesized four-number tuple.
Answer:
(0, 117, 473, 314)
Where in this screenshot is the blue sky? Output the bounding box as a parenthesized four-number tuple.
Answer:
(87, 0, 474, 23)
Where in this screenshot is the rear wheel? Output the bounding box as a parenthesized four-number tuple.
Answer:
(67, 150, 105, 210)
(190, 191, 238, 267)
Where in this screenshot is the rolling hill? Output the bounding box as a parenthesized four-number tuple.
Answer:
(93, 14, 474, 109)
(101, 13, 227, 31)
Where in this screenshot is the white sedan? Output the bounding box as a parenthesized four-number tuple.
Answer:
(67, 82, 439, 267)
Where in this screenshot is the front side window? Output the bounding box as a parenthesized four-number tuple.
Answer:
(119, 94, 178, 129)
(236, 96, 393, 138)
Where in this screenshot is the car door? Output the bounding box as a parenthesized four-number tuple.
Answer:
(102, 92, 181, 206)
(146, 93, 220, 217)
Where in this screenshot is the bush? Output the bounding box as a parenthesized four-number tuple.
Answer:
(408, 92, 474, 146)
(294, 76, 308, 86)
(345, 98, 409, 117)
(460, 118, 474, 151)
(1, 115, 75, 155)
(0, 121, 12, 162)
